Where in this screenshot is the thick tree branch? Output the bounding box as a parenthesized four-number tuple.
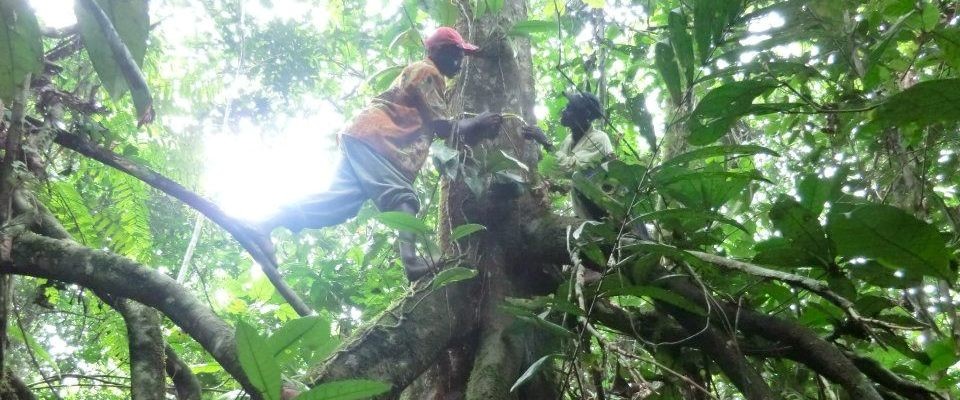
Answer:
(1, 369, 37, 400)
(164, 344, 202, 400)
(114, 299, 165, 400)
(1, 231, 263, 400)
(307, 280, 479, 396)
(844, 351, 945, 400)
(50, 129, 313, 317)
(687, 250, 920, 332)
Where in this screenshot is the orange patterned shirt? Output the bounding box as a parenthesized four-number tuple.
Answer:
(343, 59, 450, 180)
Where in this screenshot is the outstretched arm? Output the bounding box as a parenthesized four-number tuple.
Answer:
(431, 111, 503, 143)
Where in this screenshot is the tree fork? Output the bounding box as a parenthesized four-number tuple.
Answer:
(1, 231, 265, 399)
(306, 280, 480, 396)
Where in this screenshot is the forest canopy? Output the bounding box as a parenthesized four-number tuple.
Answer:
(0, 0, 959, 399)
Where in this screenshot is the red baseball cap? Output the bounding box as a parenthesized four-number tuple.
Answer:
(425, 27, 480, 55)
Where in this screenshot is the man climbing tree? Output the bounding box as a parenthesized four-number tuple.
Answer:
(246, 27, 503, 281)
(526, 91, 613, 221)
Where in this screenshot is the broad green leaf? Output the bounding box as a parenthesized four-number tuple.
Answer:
(425, 0, 459, 26)
(75, 0, 150, 98)
(367, 65, 403, 92)
(573, 172, 626, 217)
(689, 80, 776, 145)
(654, 41, 683, 105)
(267, 316, 331, 358)
(236, 321, 282, 400)
(653, 168, 764, 211)
(0, 0, 42, 103)
(934, 28, 960, 69)
(797, 171, 845, 215)
(768, 196, 834, 266)
(487, 0, 504, 14)
(827, 204, 954, 281)
(692, 0, 717, 63)
(660, 144, 778, 169)
(510, 355, 554, 392)
(668, 9, 695, 83)
(451, 223, 485, 240)
(753, 237, 822, 269)
(509, 20, 556, 36)
(431, 266, 478, 289)
(603, 285, 706, 316)
(636, 208, 748, 233)
(921, 2, 939, 31)
(299, 379, 391, 400)
(848, 260, 922, 288)
(871, 78, 960, 129)
(867, 11, 913, 71)
(375, 212, 432, 235)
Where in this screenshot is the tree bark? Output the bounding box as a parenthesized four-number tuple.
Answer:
(1, 231, 264, 399)
(164, 344, 202, 400)
(114, 299, 165, 400)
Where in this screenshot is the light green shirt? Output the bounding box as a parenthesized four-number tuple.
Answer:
(556, 126, 615, 173)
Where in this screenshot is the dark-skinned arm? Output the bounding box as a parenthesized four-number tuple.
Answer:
(431, 111, 503, 143)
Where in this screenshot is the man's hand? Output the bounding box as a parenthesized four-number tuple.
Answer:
(471, 111, 503, 139)
(522, 125, 554, 151)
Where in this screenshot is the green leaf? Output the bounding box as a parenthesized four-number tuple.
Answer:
(573, 172, 626, 217)
(636, 208, 747, 233)
(451, 223, 485, 240)
(0, 0, 42, 103)
(871, 78, 960, 129)
(75, 0, 150, 98)
(425, 0, 459, 26)
(236, 321, 282, 400)
(768, 196, 834, 267)
(603, 285, 706, 316)
(668, 9, 695, 83)
(509, 20, 556, 36)
(486, 0, 504, 14)
(267, 316, 331, 358)
(366, 65, 403, 92)
(299, 379, 391, 400)
(848, 260, 922, 288)
(797, 172, 845, 216)
(653, 168, 764, 211)
(510, 355, 554, 392)
(827, 204, 954, 281)
(431, 266, 478, 289)
(374, 212, 432, 235)
(753, 237, 823, 268)
(921, 2, 939, 31)
(692, 0, 717, 63)
(660, 144, 778, 169)
(933, 28, 960, 69)
(654, 41, 683, 105)
(689, 80, 776, 145)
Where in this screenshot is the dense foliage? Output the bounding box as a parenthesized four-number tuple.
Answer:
(0, 0, 959, 399)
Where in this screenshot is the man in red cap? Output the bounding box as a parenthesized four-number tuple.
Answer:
(248, 27, 502, 283)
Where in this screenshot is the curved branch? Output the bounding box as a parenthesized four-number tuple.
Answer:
(113, 299, 165, 400)
(164, 344, 202, 400)
(1, 369, 37, 400)
(844, 351, 945, 400)
(1, 231, 263, 400)
(50, 128, 313, 317)
(687, 250, 921, 332)
(307, 281, 479, 396)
